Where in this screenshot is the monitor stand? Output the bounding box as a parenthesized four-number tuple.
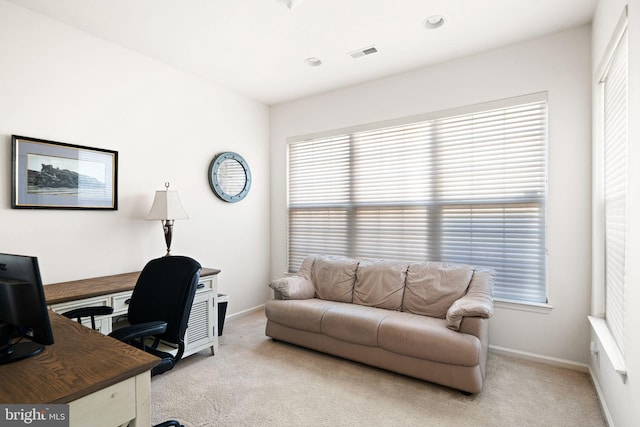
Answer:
(0, 323, 44, 365)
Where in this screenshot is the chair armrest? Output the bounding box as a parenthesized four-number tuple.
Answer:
(109, 321, 167, 343)
(62, 306, 114, 320)
(446, 268, 495, 331)
(269, 275, 315, 300)
(62, 306, 115, 330)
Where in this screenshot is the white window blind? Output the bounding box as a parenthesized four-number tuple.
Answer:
(602, 29, 628, 355)
(288, 94, 548, 303)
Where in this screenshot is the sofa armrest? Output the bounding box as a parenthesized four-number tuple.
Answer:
(269, 275, 315, 300)
(457, 316, 486, 339)
(446, 268, 495, 331)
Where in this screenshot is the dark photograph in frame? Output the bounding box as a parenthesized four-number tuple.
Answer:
(11, 135, 118, 210)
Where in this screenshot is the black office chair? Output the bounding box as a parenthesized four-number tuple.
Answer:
(154, 421, 184, 427)
(63, 256, 200, 427)
(62, 255, 201, 377)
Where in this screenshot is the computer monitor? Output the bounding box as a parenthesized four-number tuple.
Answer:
(0, 253, 54, 365)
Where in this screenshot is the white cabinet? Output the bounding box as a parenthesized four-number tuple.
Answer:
(49, 271, 220, 356)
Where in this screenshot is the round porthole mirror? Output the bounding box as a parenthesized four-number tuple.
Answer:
(208, 152, 251, 203)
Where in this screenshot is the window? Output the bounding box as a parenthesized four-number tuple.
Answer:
(601, 26, 628, 355)
(288, 93, 548, 304)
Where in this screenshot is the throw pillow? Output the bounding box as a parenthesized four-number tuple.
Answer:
(269, 275, 315, 300)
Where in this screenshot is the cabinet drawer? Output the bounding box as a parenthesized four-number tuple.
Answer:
(111, 292, 133, 314)
(50, 297, 113, 334)
(69, 377, 136, 427)
(196, 277, 214, 292)
(50, 296, 111, 314)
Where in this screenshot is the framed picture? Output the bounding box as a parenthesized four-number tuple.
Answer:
(11, 135, 118, 210)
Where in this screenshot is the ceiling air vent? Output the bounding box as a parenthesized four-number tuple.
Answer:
(348, 46, 378, 59)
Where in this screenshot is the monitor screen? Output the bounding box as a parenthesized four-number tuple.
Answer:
(0, 253, 54, 365)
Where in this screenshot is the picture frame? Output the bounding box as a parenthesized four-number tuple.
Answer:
(11, 135, 118, 210)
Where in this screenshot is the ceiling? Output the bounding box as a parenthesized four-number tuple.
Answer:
(8, 0, 596, 105)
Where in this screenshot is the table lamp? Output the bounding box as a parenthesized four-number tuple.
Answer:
(146, 182, 189, 256)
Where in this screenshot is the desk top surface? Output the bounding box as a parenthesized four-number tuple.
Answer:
(0, 312, 159, 404)
(44, 267, 220, 305)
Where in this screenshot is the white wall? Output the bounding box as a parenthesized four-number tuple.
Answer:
(270, 26, 593, 364)
(0, 0, 272, 315)
(590, 1, 640, 426)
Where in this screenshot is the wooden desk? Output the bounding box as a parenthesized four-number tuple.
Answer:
(0, 313, 159, 426)
(44, 268, 221, 305)
(45, 268, 221, 356)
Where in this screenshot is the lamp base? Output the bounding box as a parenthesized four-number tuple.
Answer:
(161, 219, 175, 256)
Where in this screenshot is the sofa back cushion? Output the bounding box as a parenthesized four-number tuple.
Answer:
(353, 260, 409, 310)
(298, 255, 317, 280)
(402, 262, 474, 318)
(312, 255, 359, 303)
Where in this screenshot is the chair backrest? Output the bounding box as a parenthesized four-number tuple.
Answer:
(127, 256, 201, 354)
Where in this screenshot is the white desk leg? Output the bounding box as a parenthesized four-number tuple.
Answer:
(129, 372, 151, 427)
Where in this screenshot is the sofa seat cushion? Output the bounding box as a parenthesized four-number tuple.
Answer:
(265, 299, 336, 333)
(353, 260, 409, 310)
(321, 304, 392, 347)
(378, 312, 481, 366)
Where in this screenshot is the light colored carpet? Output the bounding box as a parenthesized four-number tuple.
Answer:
(150, 309, 606, 427)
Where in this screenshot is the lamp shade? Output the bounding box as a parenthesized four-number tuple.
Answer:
(146, 190, 189, 220)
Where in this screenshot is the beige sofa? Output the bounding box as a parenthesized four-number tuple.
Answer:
(265, 255, 495, 394)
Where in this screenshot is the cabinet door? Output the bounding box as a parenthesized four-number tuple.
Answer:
(184, 290, 214, 356)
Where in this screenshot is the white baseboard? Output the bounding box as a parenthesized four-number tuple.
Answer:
(226, 304, 265, 321)
(588, 366, 615, 427)
(489, 345, 589, 373)
(484, 346, 613, 425)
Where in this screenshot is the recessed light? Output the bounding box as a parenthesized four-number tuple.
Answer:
(276, 0, 303, 10)
(423, 15, 445, 29)
(304, 57, 322, 67)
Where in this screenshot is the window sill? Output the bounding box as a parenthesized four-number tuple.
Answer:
(494, 298, 554, 314)
(588, 316, 627, 378)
